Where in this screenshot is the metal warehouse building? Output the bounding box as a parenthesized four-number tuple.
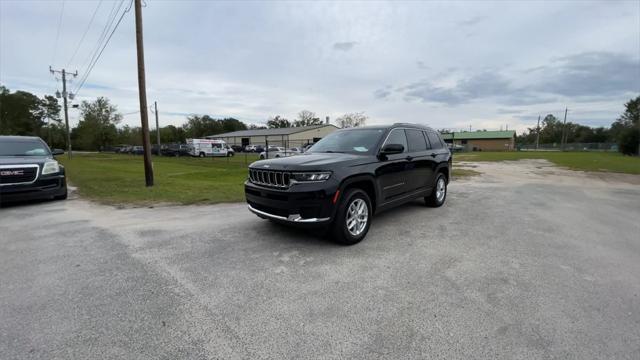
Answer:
(441, 130, 516, 151)
(207, 124, 339, 149)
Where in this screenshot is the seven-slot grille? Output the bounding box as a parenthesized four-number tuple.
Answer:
(249, 169, 290, 188)
(0, 165, 39, 185)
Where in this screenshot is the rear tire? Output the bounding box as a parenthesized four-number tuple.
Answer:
(425, 173, 447, 207)
(331, 188, 372, 245)
(199, 152, 205, 158)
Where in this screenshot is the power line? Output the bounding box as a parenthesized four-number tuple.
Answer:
(51, 0, 66, 65)
(66, 0, 104, 68)
(76, 0, 121, 75)
(74, 0, 133, 96)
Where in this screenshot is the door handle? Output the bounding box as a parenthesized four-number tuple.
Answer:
(406, 156, 414, 161)
(430, 153, 437, 157)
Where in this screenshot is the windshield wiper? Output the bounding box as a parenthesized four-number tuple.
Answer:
(321, 150, 345, 153)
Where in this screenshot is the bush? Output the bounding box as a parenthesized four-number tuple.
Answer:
(618, 127, 639, 156)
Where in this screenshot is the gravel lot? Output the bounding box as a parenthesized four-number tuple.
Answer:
(1, 160, 639, 359)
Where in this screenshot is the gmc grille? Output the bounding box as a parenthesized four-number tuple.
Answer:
(0, 165, 39, 185)
(249, 169, 290, 188)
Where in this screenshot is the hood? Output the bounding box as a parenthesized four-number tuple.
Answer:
(250, 152, 369, 171)
(0, 156, 53, 166)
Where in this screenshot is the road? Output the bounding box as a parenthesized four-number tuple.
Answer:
(1, 160, 639, 359)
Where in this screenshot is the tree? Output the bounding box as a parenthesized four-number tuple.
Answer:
(293, 110, 322, 127)
(267, 115, 291, 128)
(612, 96, 640, 155)
(336, 112, 367, 128)
(73, 97, 122, 150)
(0, 86, 60, 138)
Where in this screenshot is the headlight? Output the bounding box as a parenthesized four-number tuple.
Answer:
(42, 160, 60, 175)
(291, 172, 331, 182)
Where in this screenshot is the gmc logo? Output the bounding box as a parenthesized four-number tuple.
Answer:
(0, 170, 24, 176)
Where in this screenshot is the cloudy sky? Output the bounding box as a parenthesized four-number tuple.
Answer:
(1, 0, 638, 133)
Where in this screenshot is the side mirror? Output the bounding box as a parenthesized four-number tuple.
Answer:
(380, 144, 404, 156)
(52, 149, 65, 156)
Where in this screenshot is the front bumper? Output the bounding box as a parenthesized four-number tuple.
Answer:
(0, 174, 66, 203)
(245, 179, 339, 225)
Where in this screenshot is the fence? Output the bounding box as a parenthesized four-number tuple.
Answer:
(517, 143, 618, 152)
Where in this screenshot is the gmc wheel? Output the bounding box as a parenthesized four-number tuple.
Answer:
(199, 152, 205, 158)
(331, 188, 372, 245)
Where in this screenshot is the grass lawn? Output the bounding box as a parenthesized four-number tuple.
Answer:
(59, 153, 260, 205)
(59, 151, 638, 205)
(454, 151, 640, 175)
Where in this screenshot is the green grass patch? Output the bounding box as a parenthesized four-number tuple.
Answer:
(59, 153, 260, 205)
(453, 151, 640, 175)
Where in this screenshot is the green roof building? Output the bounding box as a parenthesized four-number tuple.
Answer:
(440, 130, 516, 151)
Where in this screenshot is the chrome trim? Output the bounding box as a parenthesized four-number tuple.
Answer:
(0, 164, 40, 186)
(383, 182, 405, 190)
(248, 205, 330, 223)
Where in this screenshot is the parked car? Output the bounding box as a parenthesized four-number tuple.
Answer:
(258, 146, 297, 159)
(132, 146, 144, 155)
(162, 144, 190, 157)
(230, 145, 244, 153)
(245, 124, 451, 245)
(0, 136, 67, 203)
(245, 145, 258, 152)
(289, 147, 303, 154)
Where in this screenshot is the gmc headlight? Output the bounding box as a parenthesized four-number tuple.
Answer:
(42, 160, 60, 175)
(291, 172, 331, 182)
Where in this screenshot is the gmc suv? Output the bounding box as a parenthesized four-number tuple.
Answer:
(0, 136, 67, 203)
(245, 124, 451, 244)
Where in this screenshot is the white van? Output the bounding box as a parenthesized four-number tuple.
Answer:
(186, 138, 230, 157)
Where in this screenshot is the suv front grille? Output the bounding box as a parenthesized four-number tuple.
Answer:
(0, 165, 39, 185)
(249, 169, 290, 188)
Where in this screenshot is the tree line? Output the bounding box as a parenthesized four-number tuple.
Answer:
(516, 97, 639, 155)
(1, 85, 635, 154)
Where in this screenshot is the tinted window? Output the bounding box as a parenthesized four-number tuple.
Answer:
(383, 129, 408, 153)
(426, 131, 443, 149)
(405, 129, 427, 152)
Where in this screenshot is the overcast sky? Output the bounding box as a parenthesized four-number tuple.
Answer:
(1, 0, 638, 133)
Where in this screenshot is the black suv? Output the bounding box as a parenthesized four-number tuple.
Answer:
(0, 136, 67, 203)
(245, 124, 451, 244)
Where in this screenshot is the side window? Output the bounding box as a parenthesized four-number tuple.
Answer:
(383, 129, 408, 153)
(426, 131, 443, 149)
(423, 131, 432, 149)
(405, 129, 427, 152)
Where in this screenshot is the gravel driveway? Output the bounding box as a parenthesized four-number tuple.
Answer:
(1, 160, 639, 359)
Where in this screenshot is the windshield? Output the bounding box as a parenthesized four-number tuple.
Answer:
(0, 139, 50, 156)
(308, 129, 385, 155)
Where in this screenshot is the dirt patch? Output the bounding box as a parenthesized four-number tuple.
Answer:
(456, 159, 640, 188)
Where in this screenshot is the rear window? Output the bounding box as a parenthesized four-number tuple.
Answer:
(0, 139, 50, 156)
(426, 131, 443, 150)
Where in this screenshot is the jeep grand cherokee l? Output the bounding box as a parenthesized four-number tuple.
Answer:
(245, 124, 451, 244)
(0, 136, 67, 203)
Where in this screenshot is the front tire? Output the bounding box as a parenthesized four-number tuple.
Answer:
(199, 152, 205, 158)
(425, 173, 447, 207)
(331, 188, 372, 245)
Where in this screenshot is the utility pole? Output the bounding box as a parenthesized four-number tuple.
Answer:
(535, 115, 541, 150)
(560, 107, 568, 151)
(134, 0, 154, 186)
(49, 66, 77, 159)
(154, 101, 161, 156)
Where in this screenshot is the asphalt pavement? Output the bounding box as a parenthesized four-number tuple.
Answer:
(1, 159, 639, 359)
